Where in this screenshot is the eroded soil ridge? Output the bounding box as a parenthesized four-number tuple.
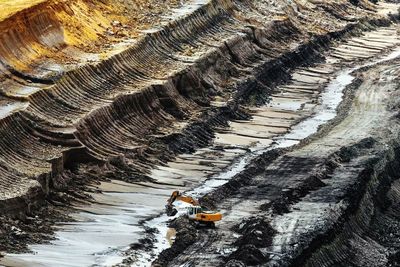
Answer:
(0, 0, 399, 266)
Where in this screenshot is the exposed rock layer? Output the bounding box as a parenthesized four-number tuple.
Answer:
(0, 0, 385, 216)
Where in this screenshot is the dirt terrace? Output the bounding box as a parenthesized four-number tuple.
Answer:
(0, 0, 380, 214)
(0, 0, 398, 266)
(149, 22, 400, 267)
(0, 0, 187, 95)
(187, 58, 400, 267)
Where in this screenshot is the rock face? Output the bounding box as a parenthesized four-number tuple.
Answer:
(0, 0, 382, 216)
(0, 0, 399, 264)
(155, 23, 400, 267)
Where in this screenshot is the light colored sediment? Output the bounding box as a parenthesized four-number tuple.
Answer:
(0, 1, 398, 266)
(162, 26, 400, 267)
(0, 0, 385, 212)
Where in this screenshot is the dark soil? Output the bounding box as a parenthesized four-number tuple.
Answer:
(227, 244, 268, 266)
(200, 148, 285, 210)
(261, 175, 326, 215)
(225, 216, 276, 266)
(232, 216, 276, 249)
(0, 164, 99, 256)
(152, 217, 198, 267)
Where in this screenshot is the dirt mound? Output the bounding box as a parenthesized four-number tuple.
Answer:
(388, 251, 400, 267)
(227, 244, 268, 266)
(261, 176, 326, 215)
(225, 259, 246, 267)
(222, 217, 276, 266)
(233, 217, 276, 248)
(0, 188, 86, 254)
(336, 137, 376, 162)
(152, 217, 198, 267)
(259, 139, 377, 215)
(201, 148, 285, 209)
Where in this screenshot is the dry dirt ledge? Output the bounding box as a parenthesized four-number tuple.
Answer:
(0, 0, 395, 260)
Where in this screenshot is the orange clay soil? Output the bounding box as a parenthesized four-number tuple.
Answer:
(0, 0, 186, 75)
(0, 0, 47, 21)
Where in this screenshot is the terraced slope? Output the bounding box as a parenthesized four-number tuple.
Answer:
(182, 52, 400, 267)
(0, 0, 399, 266)
(0, 0, 192, 212)
(0, 0, 187, 97)
(0, 0, 390, 258)
(0, 0, 385, 217)
(150, 24, 400, 267)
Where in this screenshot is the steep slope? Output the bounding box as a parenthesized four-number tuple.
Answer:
(0, 1, 396, 264)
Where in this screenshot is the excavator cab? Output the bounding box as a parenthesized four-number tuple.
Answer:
(187, 206, 222, 221)
(187, 206, 203, 218)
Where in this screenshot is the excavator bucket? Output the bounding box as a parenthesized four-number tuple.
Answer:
(165, 205, 178, 216)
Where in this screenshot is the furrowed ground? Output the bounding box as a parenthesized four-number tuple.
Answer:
(0, 1, 399, 267)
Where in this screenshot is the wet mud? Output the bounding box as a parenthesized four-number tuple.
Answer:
(0, 0, 400, 267)
(160, 46, 400, 267)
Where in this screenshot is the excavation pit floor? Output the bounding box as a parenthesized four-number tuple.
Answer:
(2, 23, 400, 266)
(1, 1, 400, 267)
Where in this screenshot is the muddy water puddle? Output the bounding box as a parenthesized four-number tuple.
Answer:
(2, 26, 400, 267)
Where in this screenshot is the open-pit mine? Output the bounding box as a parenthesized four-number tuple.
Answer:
(1, 0, 400, 266)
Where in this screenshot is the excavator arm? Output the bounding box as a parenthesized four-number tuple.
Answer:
(166, 191, 199, 216)
(167, 191, 199, 205)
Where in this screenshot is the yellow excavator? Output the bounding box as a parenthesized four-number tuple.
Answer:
(165, 191, 222, 226)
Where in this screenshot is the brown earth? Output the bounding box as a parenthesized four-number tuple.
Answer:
(156, 33, 400, 267)
(0, 0, 399, 266)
